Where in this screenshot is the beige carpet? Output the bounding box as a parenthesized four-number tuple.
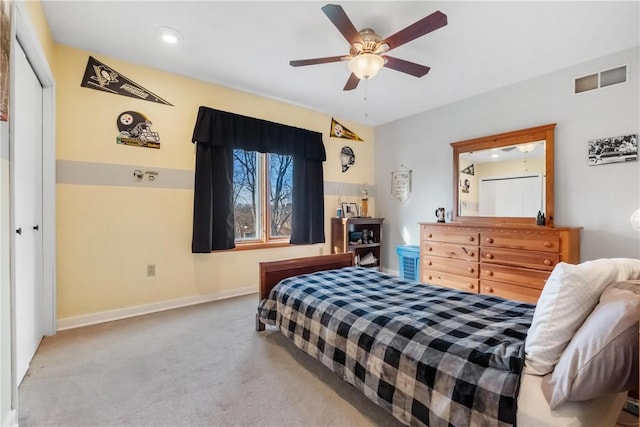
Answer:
(18, 294, 404, 427)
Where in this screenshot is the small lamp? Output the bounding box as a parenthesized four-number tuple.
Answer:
(348, 53, 384, 80)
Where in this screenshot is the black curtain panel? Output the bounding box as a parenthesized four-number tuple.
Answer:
(191, 107, 326, 253)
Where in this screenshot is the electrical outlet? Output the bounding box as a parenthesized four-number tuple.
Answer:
(147, 264, 155, 277)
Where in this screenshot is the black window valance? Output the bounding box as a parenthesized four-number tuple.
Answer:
(191, 106, 326, 253)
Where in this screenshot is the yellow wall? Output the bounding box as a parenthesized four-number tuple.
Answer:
(53, 44, 375, 322)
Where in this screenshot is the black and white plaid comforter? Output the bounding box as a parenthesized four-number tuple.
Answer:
(257, 267, 535, 427)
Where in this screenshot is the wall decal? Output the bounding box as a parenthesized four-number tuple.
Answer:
(330, 118, 363, 141)
(81, 56, 173, 106)
(340, 146, 355, 172)
(588, 133, 637, 166)
(0, 0, 11, 121)
(116, 111, 161, 149)
(391, 165, 412, 203)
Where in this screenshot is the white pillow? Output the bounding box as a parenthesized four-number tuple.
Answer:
(524, 258, 640, 375)
(541, 283, 639, 408)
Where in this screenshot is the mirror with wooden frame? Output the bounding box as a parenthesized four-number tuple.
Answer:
(451, 123, 555, 226)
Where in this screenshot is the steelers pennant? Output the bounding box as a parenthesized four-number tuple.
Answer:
(80, 56, 173, 106)
(330, 118, 364, 142)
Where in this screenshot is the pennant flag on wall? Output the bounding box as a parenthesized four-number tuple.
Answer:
(330, 118, 363, 142)
(461, 164, 475, 175)
(80, 56, 173, 106)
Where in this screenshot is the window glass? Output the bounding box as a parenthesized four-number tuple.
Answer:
(268, 153, 293, 238)
(232, 150, 293, 243)
(233, 149, 260, 240)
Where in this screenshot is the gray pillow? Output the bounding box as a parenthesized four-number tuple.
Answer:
(541, 281, 639, 409)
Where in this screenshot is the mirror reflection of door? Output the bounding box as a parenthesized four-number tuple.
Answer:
(458, 141, 545, 217)
(478, 174, 543, 217)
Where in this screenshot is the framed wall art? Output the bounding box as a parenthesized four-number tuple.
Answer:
(588, 134, 637, 166)
(342, 202, 359, 218)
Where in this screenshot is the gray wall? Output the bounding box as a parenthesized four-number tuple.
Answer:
(376, 47, 640, 271)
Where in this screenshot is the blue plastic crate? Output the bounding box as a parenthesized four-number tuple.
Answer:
(396, 245, 420, 281)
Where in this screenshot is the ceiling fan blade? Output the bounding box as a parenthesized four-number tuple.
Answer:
(383, 10, 447, 51)
(289, 56, 346, 67)
(343, 73, 360, 91)
(321, 4, 363, 46)
(382, 56, 431, 77)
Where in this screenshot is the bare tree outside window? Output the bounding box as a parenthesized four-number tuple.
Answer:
(269, 153, 293, 237)
(233, 149, 293, 242)
(233, 150, 258, 239)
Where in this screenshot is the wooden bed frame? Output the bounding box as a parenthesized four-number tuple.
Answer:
(256, 252, 355, 331)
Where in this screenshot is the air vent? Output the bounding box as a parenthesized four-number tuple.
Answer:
(575, 65, 628, 94)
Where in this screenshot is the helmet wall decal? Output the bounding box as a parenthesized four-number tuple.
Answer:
(116, 111, 161, 149)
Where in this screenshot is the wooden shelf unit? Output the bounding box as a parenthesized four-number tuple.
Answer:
(331, 217, 384, 269)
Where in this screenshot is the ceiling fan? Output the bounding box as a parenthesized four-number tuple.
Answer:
(289, 4, 448, 91)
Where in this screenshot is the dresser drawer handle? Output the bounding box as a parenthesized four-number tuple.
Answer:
(486, 271, 494, 276)
(467, 236, 475, 242)
(485, 253, 494, 259)
(427, 275, 432, 280)
(468, 284, 475, 290)
(544, 259, 552, 266)
(486, 287, 494, 293)
(427, 261, 432, 266)
(426, 233, 433, 238)
(544, 241, 552, 247)
(427, 246, 433, 252)
(485, 237, 494, 243)
(467, 267, 475, 273)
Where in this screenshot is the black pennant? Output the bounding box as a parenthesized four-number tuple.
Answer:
(80, 56, 173, 106)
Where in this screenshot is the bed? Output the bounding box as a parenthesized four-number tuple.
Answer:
(256, 253, 639, 427)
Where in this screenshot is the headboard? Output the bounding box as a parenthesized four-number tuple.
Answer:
(259, 253, 355, 300)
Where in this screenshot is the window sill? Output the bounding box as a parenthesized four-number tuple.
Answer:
(226, 241, 292, 252)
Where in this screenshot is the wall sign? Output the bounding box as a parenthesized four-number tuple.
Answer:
(391, 165, 412, 203)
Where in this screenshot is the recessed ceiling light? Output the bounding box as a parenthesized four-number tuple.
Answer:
(157, 26, 182, 44)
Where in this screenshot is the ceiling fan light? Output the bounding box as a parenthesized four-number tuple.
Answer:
(349, 53, 384, 80)
(517, 143, 537, 153)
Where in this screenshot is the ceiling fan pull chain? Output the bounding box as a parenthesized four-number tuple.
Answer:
(364, 79, 369, 118)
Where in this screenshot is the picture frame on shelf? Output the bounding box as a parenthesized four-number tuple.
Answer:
(342, 202, 359, 218)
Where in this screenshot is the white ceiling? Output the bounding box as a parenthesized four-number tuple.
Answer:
(40, 1, 639, 127)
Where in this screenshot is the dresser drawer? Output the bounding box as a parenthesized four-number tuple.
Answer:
(423, 241, 479, 262)
(423, 269, 479, 293)
(481, 247, 559, 271)
(481, 232, 560, 253)
(422, 226, 479, 245)
(423, 255, 479, 278)
(480, 279, 541, 304)
(480, 264, 549, 289)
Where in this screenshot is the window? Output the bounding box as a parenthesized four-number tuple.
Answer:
(233, 149, 293, 244)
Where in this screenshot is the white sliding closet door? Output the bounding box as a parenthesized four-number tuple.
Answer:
(14, 41, 44, 384)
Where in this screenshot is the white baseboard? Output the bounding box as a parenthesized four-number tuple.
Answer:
(57, 287, 257, 331)
(381, 268, 399, 276)
(3, 409, 17, 427)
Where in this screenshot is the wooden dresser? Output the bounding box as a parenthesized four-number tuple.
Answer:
(419, 222, 581, 304)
